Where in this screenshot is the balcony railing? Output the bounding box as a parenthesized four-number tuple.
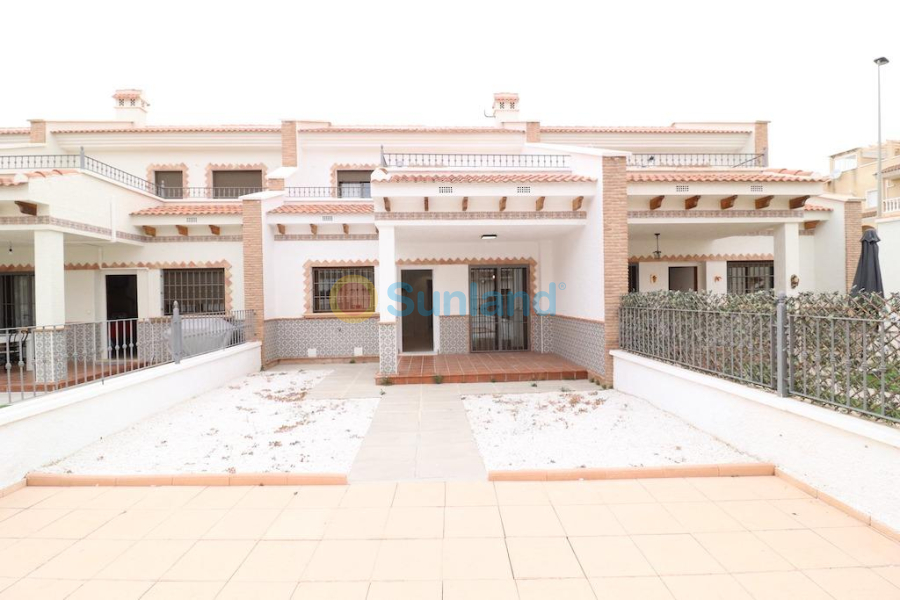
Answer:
(381, 152, 570, 169)
(884, 197, 900, 214)
(286, 185, 371, 199)
(157, 187, 266, 200)
(627, 153, 766, 168)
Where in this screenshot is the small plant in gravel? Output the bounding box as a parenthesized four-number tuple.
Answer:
(560, 386, 572, 392)
(490, 376, 496, 383)
(379, 377, 393, 386)
(349, 358, 356, 364)
(379, 389, 386, 396)
(530, 382, 538, 388)
(433, 375, 444, 384)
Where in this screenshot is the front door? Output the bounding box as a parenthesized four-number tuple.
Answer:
(469, 266, 529, 352)
(105, 274, 138, 358)
(400, 269, 434, 352)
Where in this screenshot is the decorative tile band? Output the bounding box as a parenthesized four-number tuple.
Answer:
(378, 322, 399, 375)
(265, 317, 378, 362)
(629, 210, 805, 219)
(376, 211, 586, 221)
(537, 314, 605, 376)
(629, 253, 775, 263)
(276, 234, 379, 241)
(0, 215, 240, 243)
(439, 315, 469, 354)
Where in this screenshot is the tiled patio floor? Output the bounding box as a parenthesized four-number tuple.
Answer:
(1, 477, 899, 599)
(391, 352, 588, 385)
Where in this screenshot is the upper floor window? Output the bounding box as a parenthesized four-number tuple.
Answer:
(866, 189, 878, 208)
(212, 170, 263, 199)
(833, 155, 858, 173)
(154, 171, 184, 199)
(336, 170, 372, 199)
(727, 261, 774, 295)
(162, 268, 226, 315)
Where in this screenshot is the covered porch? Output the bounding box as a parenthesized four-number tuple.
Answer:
(393, 351, 588, 385)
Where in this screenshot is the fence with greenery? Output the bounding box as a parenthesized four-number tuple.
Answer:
(620, 291, 900, 424)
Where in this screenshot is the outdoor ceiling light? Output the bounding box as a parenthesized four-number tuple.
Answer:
(481, 234, 498, 240)
(653, 233, 662, 259)
(875, 57, 890, 66)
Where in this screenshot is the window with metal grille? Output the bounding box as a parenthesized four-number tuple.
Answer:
(0, 273, 34, 329)
(154, 171, 184, 199)
(162, 268, 226, 314)
(727, 261, 774, 295)
(628, 263, 639, 293)
(312, 267, 375, 313)
(336, 170, 372, 198)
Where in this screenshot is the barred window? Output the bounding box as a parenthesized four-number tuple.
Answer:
(727, 261, 774, 295)
(162, 268, 226, 314)
(312, 267, 375, 313)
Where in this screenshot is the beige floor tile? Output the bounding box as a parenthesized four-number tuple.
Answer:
(145, 509, 226, 540)
(499, 505, 565, 537)
(383, 507, 443, 539)
(162, 539, 255, 581)
(442, 579, 518, 600)
(770, 499, 865, 529)
(291, 581, 369, 599)
(662, 502, 745, 533)
(444, 507, 504, 538)
(755, 529, 860, 569)
(690, 478, 763, 502)
(30, 509, 120, 539)
(640, 478, 708, 503)
(31, 487, 109, 510)
(445, 482, 497, 507)
(78, 488, 151, 510)
(141, 581, 224, 599)
(65, 580, 152, 600)
(694, 531, 794, 573)
(506, 537, 583, 579)
(302, 540, 380, 581)
(323, 508, 389, 540)
(367, 581, 441, 600)
(129, 487, 204, 510)
(232, 540, 318, 582)
(733, 571, 834, 600)
(0, 578, 81, 599)
(814, 526, 900, 566)
(543, 481, 604, 505)
(96, 539, 193, 580)
(371, 539, 442, 581)
(739, 476, 812, 500)
(0, 580, 14, 593)
(339, 484, 396, 508)
(631, 534, 725, 576)
(202, 508, 281, 540)
(555, 505, 626, 537)
(442, 538, 512, 580)
(265, 509, 333, 540)
(88, 509, 173, 540)
(0, 510, 19, 524)
(289, 486, 348, 509)
(570, 536, 655, 578)
(517, 578, 595, 600)
(494, 482, 549, 506)
(183, 487, 251, 510)
(662, 574, 753, 600)
(235, 486, 303, 509)
(217, 581, 297, 600)
(874, 566, 900, 587)
(0, 509, 69, 538)
(718, 500, 804, 530)
(30, 539, 132, 579)
(592, 480, 656, 504)
(392, 482, 445, 507)
(590, 576, 675, 599)
(805, 567, 900, 600)
(0, 538, 74, 578)
(0, 487, 61, 509)
(611, 503, 686, 535)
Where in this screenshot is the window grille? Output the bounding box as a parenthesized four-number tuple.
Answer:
(162, 268, 226, 314)
(312, 267, 375, 313)
(726, 261, 774, 295)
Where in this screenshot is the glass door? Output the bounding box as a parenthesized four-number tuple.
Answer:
(469, 266, 529, 352)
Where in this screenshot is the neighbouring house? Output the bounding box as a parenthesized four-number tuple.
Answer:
(0, 89, 860, 384)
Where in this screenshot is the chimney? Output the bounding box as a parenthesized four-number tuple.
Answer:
(491, 92, 520, 125)
(112, 89, 149, 126)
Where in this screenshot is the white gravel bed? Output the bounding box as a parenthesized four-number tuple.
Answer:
(46, 369, 378, 475)
(463, 389, 751, 470)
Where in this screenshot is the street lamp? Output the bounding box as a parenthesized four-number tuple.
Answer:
(875, 57, 889, 218)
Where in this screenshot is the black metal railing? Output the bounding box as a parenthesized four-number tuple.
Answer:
(627, 153, 766, 168)
(157, 186, 266, 200)
(382, 152, 570, 169)
(286, 185, 371, 199)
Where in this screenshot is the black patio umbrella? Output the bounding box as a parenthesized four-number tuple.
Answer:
(851, 229, 884, 295)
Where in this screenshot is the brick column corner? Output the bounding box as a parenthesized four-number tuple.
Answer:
(29, 119, 47, 144)
(602, 155, 628, 384)
(754, 120, 769, 166)
(525, 121, 541, 143)
(242, 199, 266, 360)
(281, 120, 298, 167)
(844, 197, 863, 292)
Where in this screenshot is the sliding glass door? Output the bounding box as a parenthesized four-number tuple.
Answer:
(469, 266, 529, 352)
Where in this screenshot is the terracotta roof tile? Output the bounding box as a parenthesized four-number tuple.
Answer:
(270, 203, 374, 215)
(297, 126, 521, 134)
(883, 163, 900, 174)
(0, 128, 30, 135)
(0, 169, 78, 186)
(542, 126, 751, 134)
(804, 204, 833, 212)
(53, 125, 280, 134)
(382, 173, 596, 184)
(131, 204, 243, 216)
(627, 170, 828, 183)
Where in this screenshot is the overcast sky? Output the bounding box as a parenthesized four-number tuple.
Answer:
(3, 0, 897, 172)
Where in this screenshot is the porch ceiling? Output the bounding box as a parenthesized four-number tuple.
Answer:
(629, 221, 783, 240)
(395, 222, 582, 242)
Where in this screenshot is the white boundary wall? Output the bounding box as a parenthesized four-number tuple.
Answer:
(612, 350, 900, 530)
(0, 342, 261, 487)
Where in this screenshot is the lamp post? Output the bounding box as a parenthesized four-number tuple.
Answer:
(875, 57, 889, 218)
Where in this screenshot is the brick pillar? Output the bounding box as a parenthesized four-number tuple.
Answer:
(844, 198, 863, 291)
(281, 120, 298, 167)
(602, 156, 628, 383)
(754, 121, 769, 166)
(242, 200, 265, 359)
(29, 119, 46, 144)
(525, 121, 541, 143)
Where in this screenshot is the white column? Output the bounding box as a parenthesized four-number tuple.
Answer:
(34, 230, 66, 326)
(377, 226, 397, 323)
(774, 223, 801, 295)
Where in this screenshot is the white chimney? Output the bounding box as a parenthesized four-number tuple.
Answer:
(112, 89, 149, 126)
(491, 92, 520, 125)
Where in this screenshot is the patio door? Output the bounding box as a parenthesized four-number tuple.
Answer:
(469, 266, 529, 352)
(400, 269, 434, 352)
(105, 274, 138, 359)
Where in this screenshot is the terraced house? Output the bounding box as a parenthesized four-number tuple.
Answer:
(0, 90, 860, 386)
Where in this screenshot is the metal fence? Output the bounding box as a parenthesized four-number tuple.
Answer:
(157, 186, 266, 199)
(381, 152, 571, 169)
(620, 291, 900, 424)
(286, 186, 372, 199)
(626, 153, 766, 168)
(0, 303, 255, 405)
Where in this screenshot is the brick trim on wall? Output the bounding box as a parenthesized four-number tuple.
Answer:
(602, 156, 628, 383)
(844, 198, 862, 292)
(242, 200, 265, 349)
(206, 163, 269, 189)
(146, 163, 189, 189)
(755, 121, 769, 163)
(329, 163, 380, 188)
(302, 259, 379, 316)
(281, 121, 298, 167)
(29, 120, 46, 144)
